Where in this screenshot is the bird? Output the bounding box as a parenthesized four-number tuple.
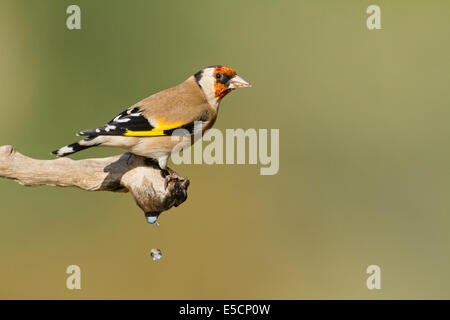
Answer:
(52, 65, 251, 179)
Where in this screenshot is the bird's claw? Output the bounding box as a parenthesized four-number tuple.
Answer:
(164, 171, 183, 190)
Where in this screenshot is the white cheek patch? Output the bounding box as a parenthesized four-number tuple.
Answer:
(198, 68, 220, 107)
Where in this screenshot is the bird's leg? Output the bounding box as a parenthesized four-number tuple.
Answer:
(143, 157, 184, 189)
(165, 167, 181, 177)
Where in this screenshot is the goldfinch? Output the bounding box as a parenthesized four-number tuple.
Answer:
(52, 65, 251, 171)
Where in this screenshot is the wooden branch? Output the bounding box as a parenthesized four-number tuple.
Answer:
(0, 145, 189, 221)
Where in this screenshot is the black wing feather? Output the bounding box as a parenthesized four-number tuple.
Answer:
(77, 107, 209, 137)
(77, 107, 153, 136)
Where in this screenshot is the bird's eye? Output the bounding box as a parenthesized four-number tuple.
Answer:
(215, 73, 222, 80)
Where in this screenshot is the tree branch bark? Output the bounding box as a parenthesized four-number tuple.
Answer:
(0, 145, 189, 221)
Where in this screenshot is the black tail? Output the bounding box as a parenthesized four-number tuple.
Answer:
(52, 137, 99, 157)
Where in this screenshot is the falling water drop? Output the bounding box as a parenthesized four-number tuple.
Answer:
(150, 248, 162, 261)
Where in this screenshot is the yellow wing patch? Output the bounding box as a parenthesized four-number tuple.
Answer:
(123, 119, 183, 137)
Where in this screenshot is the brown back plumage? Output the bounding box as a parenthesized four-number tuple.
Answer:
(135, 76, 216, 129)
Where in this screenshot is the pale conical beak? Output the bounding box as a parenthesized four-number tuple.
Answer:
(228, 75, 252, 89)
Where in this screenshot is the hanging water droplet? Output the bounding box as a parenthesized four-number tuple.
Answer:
(146, 216, 158, 224)
(150, 248, 162, 261)
(145, 212, 161, 225)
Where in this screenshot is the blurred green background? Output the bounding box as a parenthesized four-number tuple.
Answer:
(1, 0, 449, 299)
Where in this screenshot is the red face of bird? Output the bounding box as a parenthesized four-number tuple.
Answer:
(194, 65, 251, 106)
